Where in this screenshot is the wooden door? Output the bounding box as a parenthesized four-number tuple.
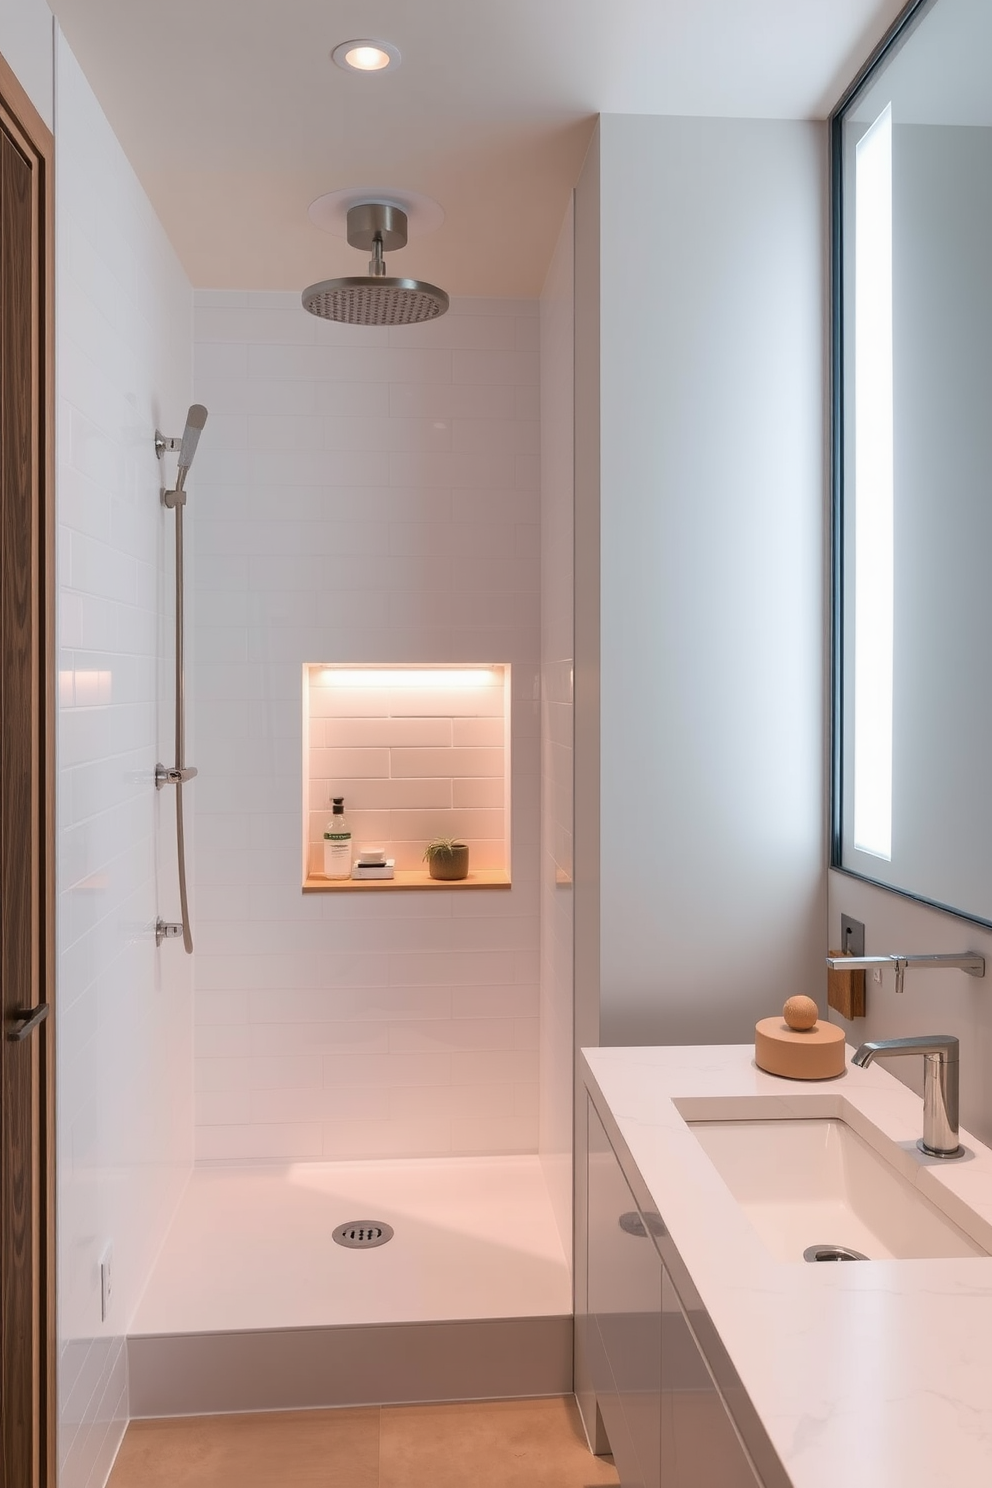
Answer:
(0, 49, 55, 1488)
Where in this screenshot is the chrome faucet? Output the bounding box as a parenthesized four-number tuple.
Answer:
(852, 1035, 962, 1158)
(825, 951, 984, 996)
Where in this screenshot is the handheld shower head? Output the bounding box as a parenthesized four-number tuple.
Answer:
(176, 404, 208, 489)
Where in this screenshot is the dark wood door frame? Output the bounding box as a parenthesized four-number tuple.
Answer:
(0, 46, 55, 1488)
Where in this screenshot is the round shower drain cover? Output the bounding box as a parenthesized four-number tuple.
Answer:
(333, 1220, 394, 1249)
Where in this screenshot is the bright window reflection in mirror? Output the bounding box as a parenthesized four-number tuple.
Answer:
(853, 103, 894, 860)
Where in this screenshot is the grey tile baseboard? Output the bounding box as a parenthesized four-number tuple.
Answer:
(127, 1316, 573, 1417)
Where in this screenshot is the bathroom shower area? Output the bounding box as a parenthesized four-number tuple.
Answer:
(48, 9, 578, 1463)
(42, 0, 831, 1471)
(116, 258, 578, 1411)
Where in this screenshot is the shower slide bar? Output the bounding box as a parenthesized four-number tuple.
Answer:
(154, 405, 208, 955)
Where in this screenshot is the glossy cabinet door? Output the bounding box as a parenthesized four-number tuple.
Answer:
(661, 1266, 761, 1487)
(587, 1100, 662, 1488)
(587, 1097, 763, 1488)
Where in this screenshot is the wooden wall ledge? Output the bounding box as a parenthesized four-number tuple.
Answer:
(302, 869, 511, 892)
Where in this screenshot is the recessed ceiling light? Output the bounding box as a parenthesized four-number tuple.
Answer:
(331, 38, 401, 73)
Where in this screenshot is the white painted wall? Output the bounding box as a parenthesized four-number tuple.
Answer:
(573, 134, 603, 1430)
(573, 128, 602, 1084)
(539, 200, 575, 1267)
(0, 0, 53, 127)
(585, 115, 827, 1048)
(572, 111, 828, 1448)
(190, 292, 542, 1162)
(55, 28, 194, 1488)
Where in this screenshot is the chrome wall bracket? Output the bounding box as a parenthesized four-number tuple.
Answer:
(154, 430, 182, 458)
(156, 763, 199, 790)
(155, 919, 184, 946)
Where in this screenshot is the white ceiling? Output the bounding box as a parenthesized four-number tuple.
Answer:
(50, 0, 907, 295)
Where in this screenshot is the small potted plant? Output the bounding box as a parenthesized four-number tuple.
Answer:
(423, 837, 469, 881)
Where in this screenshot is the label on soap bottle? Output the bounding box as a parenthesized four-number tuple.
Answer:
(323, 830, 352, 878)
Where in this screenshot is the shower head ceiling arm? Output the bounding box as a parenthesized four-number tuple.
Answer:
(349, 206, 401, 277)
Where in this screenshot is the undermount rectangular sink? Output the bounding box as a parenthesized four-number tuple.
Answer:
(688, 1117, 986, 1263)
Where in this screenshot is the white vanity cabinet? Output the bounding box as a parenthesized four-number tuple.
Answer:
(587, 1098, 762, 1488)
(587, 1099, 662, 1488)
(659, 1263, 760, 1488)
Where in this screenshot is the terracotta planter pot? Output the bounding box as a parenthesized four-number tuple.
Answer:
(427, 845, 469, 880)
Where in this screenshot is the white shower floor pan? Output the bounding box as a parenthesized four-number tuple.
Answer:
(128, 1156, 572, 1416)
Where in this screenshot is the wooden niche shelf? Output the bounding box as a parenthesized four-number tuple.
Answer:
(303, 869, 511, 893)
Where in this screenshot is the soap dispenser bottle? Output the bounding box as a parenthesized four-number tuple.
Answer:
(323, 797, 352, 879)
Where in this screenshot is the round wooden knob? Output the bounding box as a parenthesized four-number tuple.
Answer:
(783, 995, 818, 1031)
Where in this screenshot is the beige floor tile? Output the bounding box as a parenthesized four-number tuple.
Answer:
(106, 1406, 380, 1488)
(379, 1396, 619, 1488)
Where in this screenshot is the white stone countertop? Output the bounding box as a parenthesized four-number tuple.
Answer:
(581, 1043, 992, 1488)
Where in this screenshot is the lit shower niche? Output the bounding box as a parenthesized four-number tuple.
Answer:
(302, 664, 512, 891)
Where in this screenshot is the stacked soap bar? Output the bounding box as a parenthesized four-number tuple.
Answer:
(351, 846, 394, 881)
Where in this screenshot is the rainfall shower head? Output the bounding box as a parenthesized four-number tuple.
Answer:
(303, 277, 449, 327)
(302, 203, 448, 327)
(176, 404, 208, 491)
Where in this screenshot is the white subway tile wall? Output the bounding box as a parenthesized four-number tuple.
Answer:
(56, 31, 194, 1488)
(192, 292, 541, 1161)
(305, 665, 509, 875)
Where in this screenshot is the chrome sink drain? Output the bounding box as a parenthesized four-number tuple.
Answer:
(333, 1220, 394, 1249)
(803, 1243, 869, 1262)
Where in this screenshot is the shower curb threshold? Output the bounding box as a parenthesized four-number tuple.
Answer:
(127, 1314, 572, 1418)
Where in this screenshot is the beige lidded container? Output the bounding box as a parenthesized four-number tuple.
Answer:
(754, 995, 846, 1080)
